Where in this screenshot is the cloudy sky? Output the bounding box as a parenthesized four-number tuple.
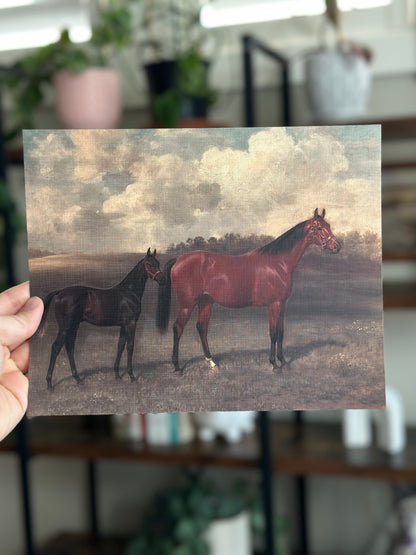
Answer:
(23, 126, 381, 254)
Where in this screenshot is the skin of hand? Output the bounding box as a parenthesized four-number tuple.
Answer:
(0, 282, 43, 441)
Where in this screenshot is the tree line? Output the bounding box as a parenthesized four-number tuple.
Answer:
(166, 233, 275, 257)
(166, 231, 381, 260)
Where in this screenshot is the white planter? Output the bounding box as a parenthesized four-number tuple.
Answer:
(53, 67, 121, 129)
(305, 47, 371, 123)
(205, 511, 252, 555)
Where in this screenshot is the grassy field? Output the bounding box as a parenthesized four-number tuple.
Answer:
(28, 249, 385, 415)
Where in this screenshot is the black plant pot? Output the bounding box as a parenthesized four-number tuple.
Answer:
(144, 60, 209, 124)
(144, 60, 177, 96)
(180, 95, 208, 119)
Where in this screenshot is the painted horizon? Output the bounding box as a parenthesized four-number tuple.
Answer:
(23, 126, 385, 416)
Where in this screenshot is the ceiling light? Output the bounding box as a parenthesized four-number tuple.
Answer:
(338, 0, 392, 8)
(201, 0, 325, 27)
(0, 0, 37, 8)
(200, 0, 392, 28)
(0, 28, 61, 51)
(0, 0, 91, 52)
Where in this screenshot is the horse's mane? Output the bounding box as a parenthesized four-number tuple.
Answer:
(119, 257, 146, 286)
(258, 221, 306, 255)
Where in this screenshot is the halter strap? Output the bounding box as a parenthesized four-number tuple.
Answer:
(145, 262, 163, 282)
(311, 222, 336, 249)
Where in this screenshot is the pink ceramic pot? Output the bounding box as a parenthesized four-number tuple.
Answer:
(53, 68, 121, 129)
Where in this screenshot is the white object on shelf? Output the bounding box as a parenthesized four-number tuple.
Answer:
(342, 409, 372, 448)
(111, 414, 143, 442)
(375, 385, 406, 455)
(342, 385, 406, 455)
(146, 413, 195, 446)
(194, 411, 256, 443)
(112, 413, 195, 445)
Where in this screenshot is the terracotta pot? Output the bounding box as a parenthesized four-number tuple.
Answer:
(305, 46, 371, 123)
(53, 68, 121, 129)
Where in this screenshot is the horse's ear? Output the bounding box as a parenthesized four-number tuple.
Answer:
(147, 247, 151, 256)
(153, 249, 157, 257)
(321, 208, 326, 219)
(314, 208, 318, 218)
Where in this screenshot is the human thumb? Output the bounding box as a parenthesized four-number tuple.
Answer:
(0, 296, 43, 353)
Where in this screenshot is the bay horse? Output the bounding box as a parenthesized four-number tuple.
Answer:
(157, 209, 341, 373)
(38, 249, 162, 389)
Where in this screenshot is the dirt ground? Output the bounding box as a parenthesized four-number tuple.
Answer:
(28, 250, 385, 415)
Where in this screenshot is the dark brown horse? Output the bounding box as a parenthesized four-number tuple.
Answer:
(157, 209, 341, 373)
(38, 249, 162, 389)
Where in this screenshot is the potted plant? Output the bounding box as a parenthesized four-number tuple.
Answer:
(304, 0, 373, 123)
(133, 0, 217, 127)
(1, 0, 132, 136)
(125, 473, 252, 555)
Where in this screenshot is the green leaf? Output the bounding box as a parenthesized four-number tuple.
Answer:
(152, 91, 181, 128)
(174, 517, 197, 543)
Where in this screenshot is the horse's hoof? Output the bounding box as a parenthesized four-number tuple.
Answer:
(129, 375, 137, 382)
(272, 358, 290, 373)
(76, 377, 84, 385)
(205, 357, 218, 372)
(47, 383, 54, 391)
(208, 364, 219, 375)
(271, 360, 283, 373)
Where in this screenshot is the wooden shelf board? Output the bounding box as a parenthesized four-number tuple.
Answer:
(368, 117, 416, 139)
(3, 416, 260, 469)
(269, 421, 416, 482)
(5, 418, 416, 484)
(383, 282, 416, 308)
(38, 533, 128, 555)
(383, 161, 416, 170)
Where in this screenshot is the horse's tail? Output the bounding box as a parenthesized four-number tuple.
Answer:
(36, 290, 60, 337)
(157, 258, 176, 333)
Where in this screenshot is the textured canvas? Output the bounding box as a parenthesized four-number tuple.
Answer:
(23, 126, 385, 416)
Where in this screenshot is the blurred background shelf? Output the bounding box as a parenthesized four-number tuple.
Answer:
(383, 282, 416, 309)
(4, 417, 416, 483)
(38, 533, 128, 555)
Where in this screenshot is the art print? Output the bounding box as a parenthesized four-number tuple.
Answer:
(23, 126, 384, 415)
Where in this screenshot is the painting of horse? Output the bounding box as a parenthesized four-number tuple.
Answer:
(37, 249, 162, 389)
(23, 126, 384, 415)
(157, 209, 341, 373)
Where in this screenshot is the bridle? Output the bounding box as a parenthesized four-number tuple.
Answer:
(311, 220, 337, 249)
(145, 260, 163, 282)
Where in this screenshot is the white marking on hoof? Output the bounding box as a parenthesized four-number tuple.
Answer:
(205, 357, 219, 372)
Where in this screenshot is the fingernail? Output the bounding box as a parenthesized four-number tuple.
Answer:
(23, 296, 42, 312)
